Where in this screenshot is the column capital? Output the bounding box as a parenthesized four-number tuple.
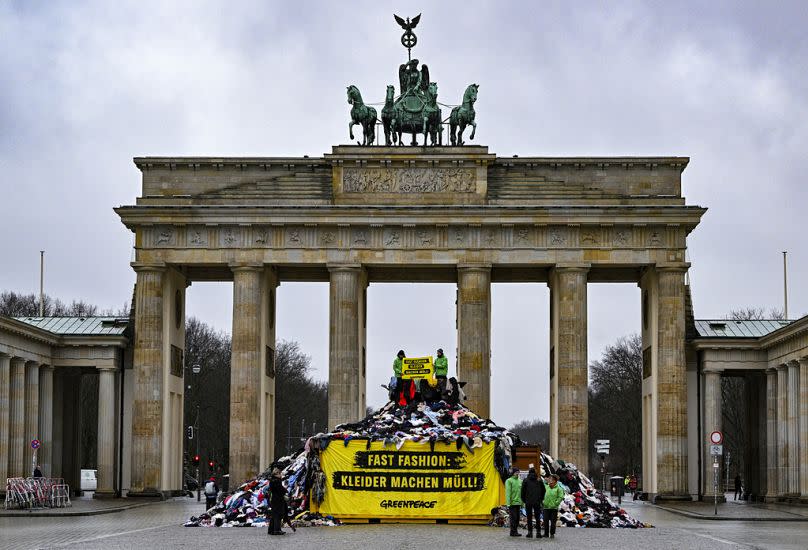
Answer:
(787, 359, 801, 368)
(230, 263, 264, 273)
(24, 360, 40, 368)
(457, 263, 492, 272)
(655, 263, 691, 273)
(776, 363, 789, 371)
(10, 356, 26, 366)
(327, 263, 363, 273)
(96, 365, 118, 373)
(702, 367, 724, 375)
(551, 263, 590, 273)
(131, 262, 166, 272)
(39, 364, 53, 372)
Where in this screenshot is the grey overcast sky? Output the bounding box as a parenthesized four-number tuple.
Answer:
(2, 1, 807, 428)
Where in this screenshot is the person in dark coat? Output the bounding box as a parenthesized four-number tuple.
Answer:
(32, 465, 43, 478)
(268, 469, 288, 535)
(203, 476, 218, 509)
(520, 466, 546, 538)
(734, 474, 742, 500)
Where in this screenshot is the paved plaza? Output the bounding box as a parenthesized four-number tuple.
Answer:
(2, 497, 806, 550)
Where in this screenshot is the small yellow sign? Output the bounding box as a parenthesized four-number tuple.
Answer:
(401, 356, 434, 380)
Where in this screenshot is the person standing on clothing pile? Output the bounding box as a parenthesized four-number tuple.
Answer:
(393, 350, 405, 403)
(542, 474, 564, 539)
(505, 467, 523, 537)
(520, 465, 545, 538)
(434, 348, 448, 394)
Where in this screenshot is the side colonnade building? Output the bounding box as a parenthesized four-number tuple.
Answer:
(0, 316, 129, 497)
(692, 316, 808, 503)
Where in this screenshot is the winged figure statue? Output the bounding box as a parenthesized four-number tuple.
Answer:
(394, 13, 421, 32)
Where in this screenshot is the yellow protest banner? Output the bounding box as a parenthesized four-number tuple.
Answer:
(312, 440, 504, 521)
(401, 356, 434, 380)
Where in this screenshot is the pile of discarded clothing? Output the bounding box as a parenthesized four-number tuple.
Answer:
(184, 398, 645, 529)
(489, 454, 648, 529)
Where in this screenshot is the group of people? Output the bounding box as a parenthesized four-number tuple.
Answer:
(391, 348, 449, 405)
(505, 466, 565, 538)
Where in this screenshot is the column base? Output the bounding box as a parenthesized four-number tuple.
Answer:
(93, 490, 118, 499)
(699, 495, 726, 503)
(126, 489, 166, 500)
(654, 494, 693, 503)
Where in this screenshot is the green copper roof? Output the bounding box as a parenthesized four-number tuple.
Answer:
(694, 319, 792, 338)
(13, 317, 129, 336)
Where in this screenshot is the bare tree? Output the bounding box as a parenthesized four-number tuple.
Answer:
(511, 419, 550, 449)
(0, 291, 100, 317)
(588, 334, 643, 478)
(274, 340, 327, 457)
(726, 307, 785, 321)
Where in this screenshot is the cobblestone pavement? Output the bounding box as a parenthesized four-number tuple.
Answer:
(3, 497, 807, 550)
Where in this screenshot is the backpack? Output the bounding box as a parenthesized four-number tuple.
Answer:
(204, 481, 217, 496)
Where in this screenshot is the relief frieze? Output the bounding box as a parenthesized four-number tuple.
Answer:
(342, 167, 476, 193)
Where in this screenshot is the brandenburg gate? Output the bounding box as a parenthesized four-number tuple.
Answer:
(116, 145, 704, 499)
(114, 13, 704, 500)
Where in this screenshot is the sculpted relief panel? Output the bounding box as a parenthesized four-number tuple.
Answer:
(146, 223, 682, 252)
(342, 167, 476, 193)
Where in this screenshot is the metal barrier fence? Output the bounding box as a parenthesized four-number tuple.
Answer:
(4, 477, 72, 509)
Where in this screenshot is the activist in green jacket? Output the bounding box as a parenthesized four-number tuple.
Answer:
(434, 350, 448, 377)
(505, 472, 524, 506)
(393, 350, 405, 377)
(542, 477, 565, 510)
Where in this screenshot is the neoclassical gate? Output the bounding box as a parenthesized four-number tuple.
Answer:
(116, 145, 704, 499)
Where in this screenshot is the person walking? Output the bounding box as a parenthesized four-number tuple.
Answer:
(268, 469, 288, 535)
(542, 474, 564, 539)
(734, 474, 742, 501)
(629, 474, 639, 500)
(520, 466, 545, 538)
(434, 348, 448, 394)
(505, 467, 523, 537)
(203, 476, 219, 510)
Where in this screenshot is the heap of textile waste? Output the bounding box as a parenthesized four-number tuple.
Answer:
(185, 398, 645, 529)
(489, 454, 648, 529)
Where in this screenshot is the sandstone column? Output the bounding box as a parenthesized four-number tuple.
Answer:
(457, 265, 492, 419)
(95, 366, 117, 497)
(230, 265, 263, 485)
(799, 357, 808, 499)
(787, 361, 800, 495)
(23, 361, 40, 476)
(9, 357, 26, 477)
(765, 367, 778, 499)
(550, 266, 588, 472)
(328, 265, 365, 430)
(702, 368, 722, 498)
(656, 267, 688, 497)
(0, 353, 10, 483)
(776, 364, 788, 497)
(129, 265, 165, 496)
(37, 365, 54, 476)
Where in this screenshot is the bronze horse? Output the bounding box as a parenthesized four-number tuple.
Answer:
(347, 85, 376, 146)
(450, 84, 478, 146)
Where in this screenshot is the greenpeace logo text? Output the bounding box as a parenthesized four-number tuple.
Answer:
(380, 499, 437, 509)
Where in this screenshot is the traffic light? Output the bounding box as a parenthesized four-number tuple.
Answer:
(186, 426, 194, 440)
(192, 455, 200, 467)
(208, 460, 215, 470)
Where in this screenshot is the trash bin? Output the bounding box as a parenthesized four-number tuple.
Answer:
(609, 476, 624, 497)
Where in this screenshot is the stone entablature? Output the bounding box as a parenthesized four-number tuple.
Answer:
(132, 147, 690, 207)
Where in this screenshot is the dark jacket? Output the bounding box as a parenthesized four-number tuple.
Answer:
(269, 477, 287, 509)
(520, 471, 546, 505)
